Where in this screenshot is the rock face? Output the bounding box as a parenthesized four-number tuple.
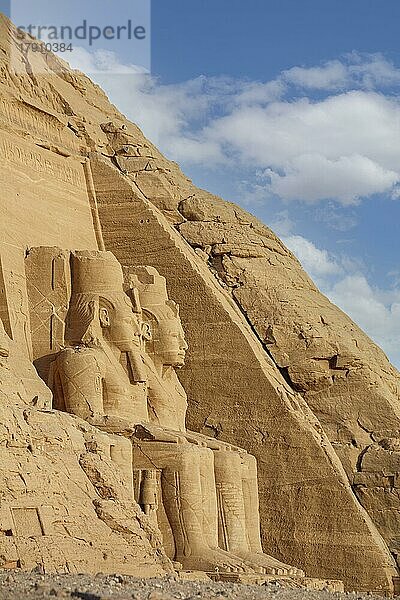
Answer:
(175, 195, 400, 567)
(0, 11, 400, 593)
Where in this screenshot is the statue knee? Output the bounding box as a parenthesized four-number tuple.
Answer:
(197, 446, 214, 463)
(243, 453, 257, 473)
(214, 448, 242, 479)
(175, 443, 202, 471)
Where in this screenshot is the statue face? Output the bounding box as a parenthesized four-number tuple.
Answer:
(156, 316, 188, 368)
(100, 295, 142, 352)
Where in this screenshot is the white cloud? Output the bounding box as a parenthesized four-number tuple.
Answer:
(269, 210, 295, 237)
(233, 79, 286, 105)
(282, 54, 400, 91)
(327, 274, 400, 365)
(90, 71, 237, 162)
(283, 60, 349, 90)
(54, 46, 147, 75)
(69, 50, 400, 205)
(281, 237, 400, 368)
(266, 153, 399, 205)
(207, 91, 400, 202)
(282, 235, 342, 278)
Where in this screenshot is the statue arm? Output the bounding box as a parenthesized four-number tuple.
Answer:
(134, 422, 189, 443)
(55, 349, 105, 422)
(183, 430, 248, 452)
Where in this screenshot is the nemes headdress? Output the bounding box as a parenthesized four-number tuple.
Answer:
(123, 266, 179, 322)
(67, 250, 133, 345)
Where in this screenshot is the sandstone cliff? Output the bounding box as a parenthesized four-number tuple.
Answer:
(1, 12, 400, 592)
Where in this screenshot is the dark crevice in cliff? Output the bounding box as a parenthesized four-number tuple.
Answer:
(355, 444, 372, 473)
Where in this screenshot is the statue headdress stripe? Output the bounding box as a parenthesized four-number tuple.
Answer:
(71, 250, 125, 296)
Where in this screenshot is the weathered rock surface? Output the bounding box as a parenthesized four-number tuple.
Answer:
(90, 156, 396, 592)
(1, 11, 400, 592)
(174, 196, 400, 568)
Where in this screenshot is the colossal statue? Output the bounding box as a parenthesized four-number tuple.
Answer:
(50, 250, 303, 577)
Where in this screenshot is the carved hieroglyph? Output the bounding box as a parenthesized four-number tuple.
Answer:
(50, 249, 303, 576)
(0, 128, 97, 358)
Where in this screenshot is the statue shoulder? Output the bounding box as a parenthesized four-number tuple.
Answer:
(55, 346, 106, 374)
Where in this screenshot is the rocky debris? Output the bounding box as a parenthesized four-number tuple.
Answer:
(0, 572, 383, 600)
(0, 319, 170, 577)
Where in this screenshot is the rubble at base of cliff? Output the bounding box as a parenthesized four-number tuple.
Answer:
(0, 572, 384, 600)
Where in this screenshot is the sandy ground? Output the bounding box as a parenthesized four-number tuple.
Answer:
(0, 572, 384, 600)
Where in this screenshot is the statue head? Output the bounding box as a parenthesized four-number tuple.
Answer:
(147, 301, 187, 368)
(126, 267, 188, 368)
(98, 293, 142, 352)
(66, 251, 142, 352)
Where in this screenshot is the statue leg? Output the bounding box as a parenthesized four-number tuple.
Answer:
(241, 453, 262, 552)
(213, 449, 250, 555)
(213, 450, 303, 576)
(108, 434, 134, 499)
(198, 446, 218, 549)
(133, 441, 252, 573)
(198, 446, 271, 572)
(241, 453, 304, 577)
(161, 444, 205, 562)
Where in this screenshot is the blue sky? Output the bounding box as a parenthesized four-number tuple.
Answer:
(2, 1, 400, 367)
(152, 0, 400, 82)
